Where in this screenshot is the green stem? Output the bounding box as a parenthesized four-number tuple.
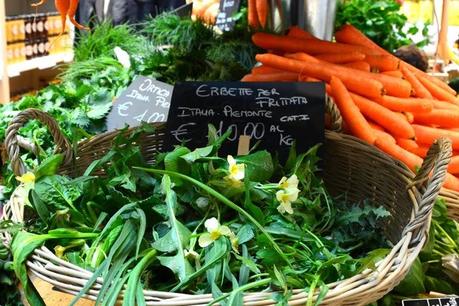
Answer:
(123, 249, 157, 306)
(435, 223, 458, 250)
(136, 167, 290, 265)
(207, 278, 272, 306)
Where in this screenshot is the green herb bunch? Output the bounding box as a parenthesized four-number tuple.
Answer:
(141, 13, 259, 83)
(10, 126, 390, 306)
(336, 0, 430, 52)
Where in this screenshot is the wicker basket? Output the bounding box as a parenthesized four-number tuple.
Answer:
(440, 189, 459, 220)
(1, 108, 452, 306)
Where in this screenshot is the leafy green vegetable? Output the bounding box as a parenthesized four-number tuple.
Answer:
(336, 0, 430, 52)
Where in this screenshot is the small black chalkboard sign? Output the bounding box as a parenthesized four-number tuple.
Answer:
(106, 76, 173, 131)
(402, 297, 459, 306)
(215, 0, 242, 31)
(166, 82, 325, 161)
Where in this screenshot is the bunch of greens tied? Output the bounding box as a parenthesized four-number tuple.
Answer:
(10, 126, 390, 306)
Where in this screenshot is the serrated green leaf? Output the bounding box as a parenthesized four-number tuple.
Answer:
(87, 90, 112, 120)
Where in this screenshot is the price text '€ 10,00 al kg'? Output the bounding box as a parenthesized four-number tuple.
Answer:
(166, 82, 325, 160)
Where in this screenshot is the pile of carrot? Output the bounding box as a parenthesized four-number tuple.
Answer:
(248, 0, 269, 29)
(242, 24, 459, 192)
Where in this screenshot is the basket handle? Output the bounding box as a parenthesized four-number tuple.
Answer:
(325, 95, 342, 133)
(5, 109, 73, 176)
(404, 138, 452, 240)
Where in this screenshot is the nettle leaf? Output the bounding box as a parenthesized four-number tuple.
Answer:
(87, 89, 112, 120)
(70, 108, 91, 128)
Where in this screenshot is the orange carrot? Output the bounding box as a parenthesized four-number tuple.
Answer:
(401, 66, 432, 99)
(335, 24, 457, 96)
(287, 26, 316, 40)
(369, 123, 396, 143)
(350, 93, 415, 139)
(365, 54, 400, 71)
(315, 52, 366, 64)
(251, 65, 285, 74)
(433, 100, 459, 110)
(241, 72, 299, 82)
(256, 53, 385, 99)
(284, 52, 319, 63)
(413, 124, 459, 150)
(299, 76, 331, 94)
(54, 0, 70, 34)
(252, 32, 376, 55)
(343, 61, 370, 71)
(409, 64, 457, 96)
(397, 138, 419, 152)
(404, 112, 414, 123)
(375, 136, 423, 172)
(369, 122, 384, 131)
(382, 70, 404, 78)
(392, 112, 410, 124)
(279, 52, 411, 97)
(413, 144, 429, 158)
(444, 174, 459, 191)
(370, 74, 412, 98)
(448, 156, 459, 174)
(255, 0, 268, 28)
(330, 76, 376, 144)
(413, 109, 459, 128)
(68, 0, 89, 30)
(417, 74, 459, 104)
(248, 0, 260, 28)
(335, 24, 383, 51)
(376, 96, 433, 113)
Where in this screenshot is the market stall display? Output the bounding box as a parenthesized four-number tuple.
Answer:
(0, 0, 459, 305)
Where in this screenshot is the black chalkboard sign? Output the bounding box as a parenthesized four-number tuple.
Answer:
(166, 82, 325, 161)
(403, 297, 459, 306)
(106, 76, 173, 131)
(215, 0, 242, 31)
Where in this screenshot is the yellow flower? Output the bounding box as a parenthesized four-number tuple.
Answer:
(198, 217, 235, 249)
(276, 187, 300, 215)
(226, 155, 245, 182)
(278, 174, 299, 190)
(16, 172, 35, 184)
(54, 245, 66, 258)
